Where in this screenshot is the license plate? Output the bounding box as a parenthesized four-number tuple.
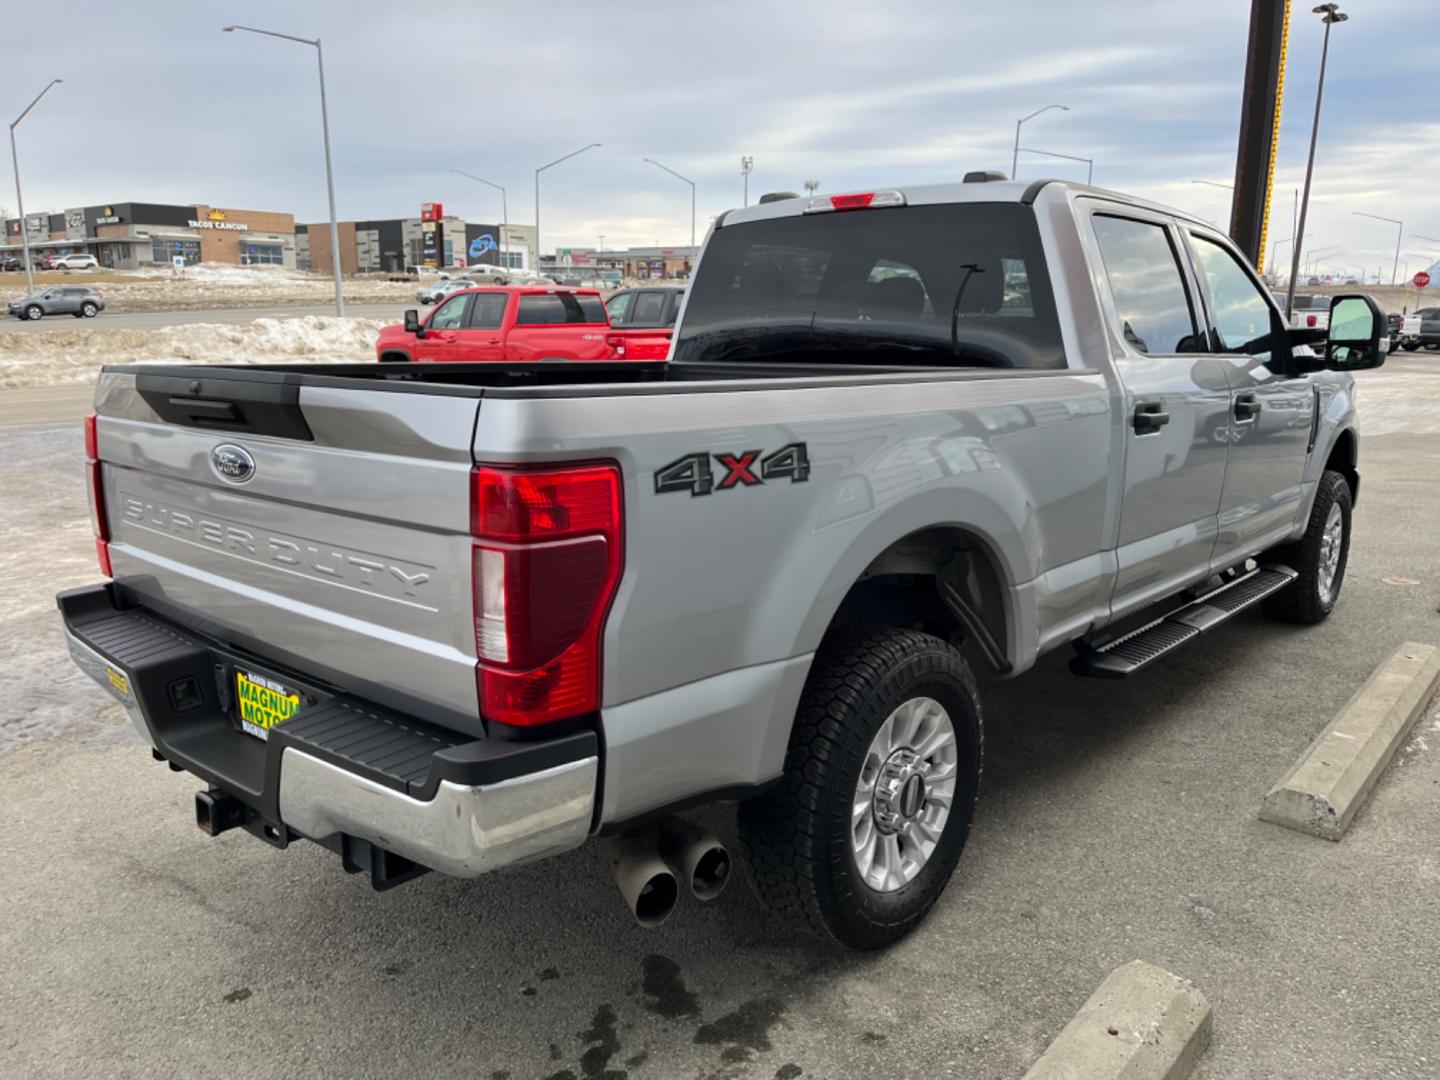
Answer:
(235, 669, 301, 740)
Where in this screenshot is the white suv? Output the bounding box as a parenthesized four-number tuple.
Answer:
(56, 253, 99, 271)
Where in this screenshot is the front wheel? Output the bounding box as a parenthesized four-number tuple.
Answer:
(739, 624, 982, 950)
(1401, 341, 1420, 351)
(24, 305, 42, 321)
(1262, 469, 1352, 624)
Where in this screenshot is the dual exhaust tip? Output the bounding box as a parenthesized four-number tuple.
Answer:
(611, 817, 731, 927)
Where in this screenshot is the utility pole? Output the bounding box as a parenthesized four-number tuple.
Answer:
(1285, 3, 1347, 320)
(740, 156, 753, 207)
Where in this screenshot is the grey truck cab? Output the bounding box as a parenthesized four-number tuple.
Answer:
(59, 178, 1387, 949)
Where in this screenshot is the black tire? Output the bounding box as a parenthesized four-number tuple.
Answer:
(738, 624, 982, 950)
(1262, 469, 1352, 624)
(1401, 342, 1419, 351)
(81, 302, 98, 317)
(24, 305, 42, 321)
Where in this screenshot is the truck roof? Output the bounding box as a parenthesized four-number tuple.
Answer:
(718, 178, 1215, 233)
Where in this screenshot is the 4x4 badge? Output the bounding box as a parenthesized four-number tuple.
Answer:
(655, 442, 810, 497)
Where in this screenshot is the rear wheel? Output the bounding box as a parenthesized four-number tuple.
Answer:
(739, 624, 982, 950)
(1262, 469, 1352, 624)
(81, 302, 98, 317)
(1402, 341, 1420, 351)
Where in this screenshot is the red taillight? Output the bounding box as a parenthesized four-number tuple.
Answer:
(605, 333, 627, 358)
(84, 414, 112, 577)
(831, 192, 876, 210)
(471, 463, 623, 726)
(1307, 314, 1318, 327)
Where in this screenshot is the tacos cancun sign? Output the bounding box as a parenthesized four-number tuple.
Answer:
(187, 219, 249, 231)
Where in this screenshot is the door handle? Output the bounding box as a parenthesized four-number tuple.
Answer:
(1133, 401, 1171, 434)
(1234, 393, 1261, 422)
(440, 331, 457, 342)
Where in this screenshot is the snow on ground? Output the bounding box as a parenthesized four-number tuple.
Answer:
(0, 316, 384, 389)
(122, 263, 314, 285)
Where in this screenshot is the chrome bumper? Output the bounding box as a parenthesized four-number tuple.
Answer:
(63, 621, 597, 879)
(277, 749, 597, 878)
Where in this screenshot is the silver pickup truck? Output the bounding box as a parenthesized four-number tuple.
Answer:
(60, 178, 1389, 950)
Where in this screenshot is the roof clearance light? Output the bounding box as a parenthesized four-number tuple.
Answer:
(803, 190, 906, 214)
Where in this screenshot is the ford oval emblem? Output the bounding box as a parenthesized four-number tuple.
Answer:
(210, 444, 256, 485)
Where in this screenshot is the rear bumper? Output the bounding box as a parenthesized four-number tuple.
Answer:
(58, 583, 598, 880)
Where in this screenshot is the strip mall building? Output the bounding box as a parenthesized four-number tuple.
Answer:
(1, 203, 297, 269)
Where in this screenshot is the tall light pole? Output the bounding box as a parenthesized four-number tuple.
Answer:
(1011, 104, 1069, 180)
(1305, 244, 1341, 277)
(535, 143, 600, 264)
(642, 157, 696, 251)
(740, 155, 753, 207)
(1270, 232, 1312, 281)
(1017, 146, 1093, 185)
(452, 169, 507, 268)
(1285, 4, 1348, 319)
(1352, 210, 1402, 285)
(10, 78, 61, 297)
(224, 25, 344, 315)
(803, 179, 819, 196)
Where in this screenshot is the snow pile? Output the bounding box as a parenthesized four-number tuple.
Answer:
(122, 263, 314, 285)
(0, 316, 385, 389)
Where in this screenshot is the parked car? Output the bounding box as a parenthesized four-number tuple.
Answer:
(606, 285, 685, 360)
(1397, 306, 1440, 351)
(56, 253, 99, 271)
(415, 276, 479, 305)
(7, 285, 105, 320)
(37, 253, 62, 270)
(464, 263, 511, 286)
(1, 255, 22, 272)
(60, 178, 1387, 949)
(377, 285, 623, 362)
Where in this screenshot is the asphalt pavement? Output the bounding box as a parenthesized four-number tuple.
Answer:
(1, 358, 1437, 1078)
(0, 302, 409, 333)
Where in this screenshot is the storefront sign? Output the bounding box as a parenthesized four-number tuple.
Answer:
(420, 202, 443, 223)
(96, 216, 121, 225)
(187, 219, 249, 231)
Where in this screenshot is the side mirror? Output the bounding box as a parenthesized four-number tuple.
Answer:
(1325, 294, 1387, 370)
(403, 309, 424, 337)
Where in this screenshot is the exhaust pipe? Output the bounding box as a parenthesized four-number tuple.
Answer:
(658, 817, 732, 902)
(610, 832, 680, 928)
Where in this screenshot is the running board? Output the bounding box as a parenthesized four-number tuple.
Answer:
(1071, 565, 1298, 679)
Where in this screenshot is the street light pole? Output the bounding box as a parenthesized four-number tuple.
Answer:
(1352, 211, 1402, 285)
(1286, 4, 1348, 319)
(642, 157, 696, 251)
(224, 25, 344, 315)
(452, 169, 508, 268)
(1011, 104, 1069, 180)
(740, 156, 753, 207)
(1270, 233, 1311, 281)
(9, 78, 62, 297)
(535, 143, 601, 265)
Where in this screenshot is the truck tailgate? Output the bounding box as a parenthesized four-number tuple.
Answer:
(93, 370, 484, 733)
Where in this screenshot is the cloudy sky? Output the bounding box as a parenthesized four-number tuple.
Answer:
(7, 0, 1437, 278)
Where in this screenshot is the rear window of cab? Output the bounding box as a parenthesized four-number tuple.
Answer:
(673, 202, 1065, 368)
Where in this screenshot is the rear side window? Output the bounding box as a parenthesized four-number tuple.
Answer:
(633, 291, 668, 324)
(673, 203, 1065, 368)
(1091, 215, 1200, 355)
(516, 294, 606, 325)
(468, 293, 508, 330)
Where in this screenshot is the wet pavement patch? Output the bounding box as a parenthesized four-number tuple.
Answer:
(578, 1003, 624, 1078)
(641, 954, 700, 1020)
(775, 1066, 804, 1079)
(694, 995, 787, 1056)
(222, 987, 251, 1004)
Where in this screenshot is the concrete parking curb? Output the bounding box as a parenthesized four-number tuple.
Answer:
(1021, 960, 1211, 1080)
(1261, 641, 1440, 841)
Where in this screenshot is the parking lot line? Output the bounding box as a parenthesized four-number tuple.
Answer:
(1261, 641, 1440, 840)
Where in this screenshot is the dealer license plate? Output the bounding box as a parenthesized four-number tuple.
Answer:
(235, 669, 302, 740)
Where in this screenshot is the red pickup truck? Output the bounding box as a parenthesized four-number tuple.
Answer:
(376, 286, 623, 363)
